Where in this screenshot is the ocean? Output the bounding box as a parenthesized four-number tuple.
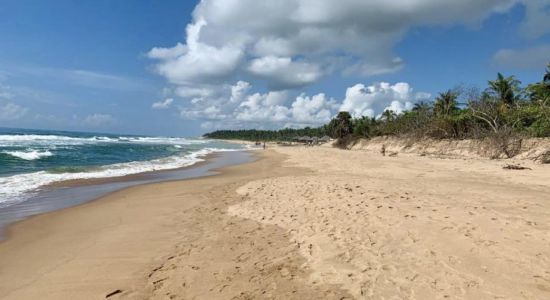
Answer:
(0, 127, 246, 209)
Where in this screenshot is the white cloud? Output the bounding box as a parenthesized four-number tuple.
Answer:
(0, 83, 13, 100)
(175, 86, 217, 98)
(148, 19, 243, 85)
(14, 66, 150, 91)
(0, 83, 27, 121)
(175, 80, 428, 129)
(0, 102, 28, 121)
(230, 81, 251, 103)
(83, 113, 115, 127)
(492, 44, 550, 70)
(289, 93, 338, 125)
(518, 0, 550, 39)
(147, 0, 544, 129)
(152, 98, 174, 109)
(235, 91, 290, 123)
(340, 82, 430, 118)
(149, 0, 521, 90)
(247, 56, 322, 89)
(148, 43, 187, 60)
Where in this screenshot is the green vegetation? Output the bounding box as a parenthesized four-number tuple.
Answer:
(203, 127, 331, 142)
(204, 63, 550, 147)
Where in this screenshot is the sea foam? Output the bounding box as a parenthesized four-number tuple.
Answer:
(0, 147, 239, 208)
(0, 134, 208, 147)
(2, 150, 54, 161)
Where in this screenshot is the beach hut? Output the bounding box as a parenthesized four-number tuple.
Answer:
(297, 136, 312, 144)
(318, 135, 331, 144)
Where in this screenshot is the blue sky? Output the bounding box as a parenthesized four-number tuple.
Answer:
(0, 0, 548, 136)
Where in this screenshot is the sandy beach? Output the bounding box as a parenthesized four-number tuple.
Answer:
(1, 145, 549, 299)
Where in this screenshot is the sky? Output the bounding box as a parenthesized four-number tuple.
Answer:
(0, 0, 548, 137)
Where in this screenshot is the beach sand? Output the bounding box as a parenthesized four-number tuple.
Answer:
(1, 146, 549, 299)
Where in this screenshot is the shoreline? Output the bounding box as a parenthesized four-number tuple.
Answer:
(48, 152, 219, 188)
(0, 150, 253, 240)
(0, 149, 351, 299)
(0, 150, 264, 299)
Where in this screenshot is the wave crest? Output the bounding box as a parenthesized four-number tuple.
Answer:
(0, 134, 209, 147)
(2, 150, 54, 161)
(0, 147, 241, 208)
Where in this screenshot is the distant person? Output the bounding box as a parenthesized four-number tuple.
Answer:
(381, 144, 386, 156)
(263, 142, 266, 150)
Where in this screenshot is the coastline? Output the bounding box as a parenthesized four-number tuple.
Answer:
(0, 149, 352, 299)
(1, 145, 549, 299)
(47, 152, 220, 188)
(0, 150, 253, 240)
(0, 150, 265, 299)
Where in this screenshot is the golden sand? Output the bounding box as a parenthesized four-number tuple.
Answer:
(1, 146, 549, 299)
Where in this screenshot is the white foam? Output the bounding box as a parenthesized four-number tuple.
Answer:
(0, 147, 241, 208)
(0, 134, 210, 147)
(2, 150, 54, 161)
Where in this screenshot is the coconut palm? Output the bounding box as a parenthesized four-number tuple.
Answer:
(381, 109, 396, 121)
(544, 63, 550, 83)
(487, 73, 522, 108)
(412, 101, 432, 112)
(334, 111, 353, 138)
(433, 90, 459, 116)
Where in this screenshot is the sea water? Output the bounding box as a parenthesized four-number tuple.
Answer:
(0, 127, 246, 209)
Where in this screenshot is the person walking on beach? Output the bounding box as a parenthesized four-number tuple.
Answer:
(263, 142, 266, 150)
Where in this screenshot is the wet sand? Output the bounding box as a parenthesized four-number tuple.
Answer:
(0, 151, 251, 239)
(1, 146, 549, 299)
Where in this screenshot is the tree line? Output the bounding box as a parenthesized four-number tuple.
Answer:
(204, 63, 550, 147)
(203, 127, 331, 141)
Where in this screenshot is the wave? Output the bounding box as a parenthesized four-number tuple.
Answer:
(0, 147, 240, 208)
(0, 134, 209, 147)
(2, 150, 54, 160)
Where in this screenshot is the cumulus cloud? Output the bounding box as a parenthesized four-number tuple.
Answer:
(175, 80, 428, 129)
(289, 94, 339, 126)
(148, 19, 243, 85)
(152, 98, 174, 109)
(236, 92, 290, 123)
(340, 82, 430, 118)
(149, 0, 522, 90)
(247, 56, 322, 89)
(83, 113, 115, 127)
(147, 0, 549, 129)
(230, 81, 251, 103)
(492, 44, 550, 70)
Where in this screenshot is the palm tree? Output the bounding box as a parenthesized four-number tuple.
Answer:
(381, 109, 396, 122)
(334, 111, 353, 138)
(412, 101, 432, 112)
(433, 90, 459, 116)
(527, 63, 550, 103)
(487, 73, 522, 108)
(544, 63, 550, 84)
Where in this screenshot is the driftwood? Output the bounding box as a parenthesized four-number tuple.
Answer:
(503, 164, 531, 170)
(388, 152, 398, 157)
